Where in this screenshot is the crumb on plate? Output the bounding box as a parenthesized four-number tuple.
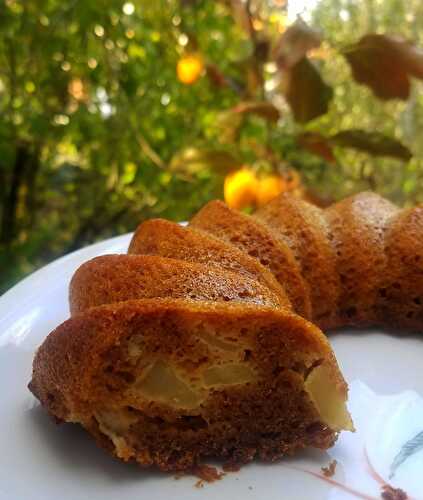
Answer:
(321, 459, 337, 477)
(381, 484, 408, 500)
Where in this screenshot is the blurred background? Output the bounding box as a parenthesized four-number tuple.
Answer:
(1, 0, 423, 293)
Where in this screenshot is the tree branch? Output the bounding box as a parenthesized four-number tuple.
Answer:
(127, 113, 167, 169)
(135, 133, 167, 169)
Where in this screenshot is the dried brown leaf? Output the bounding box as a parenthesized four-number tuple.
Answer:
(331, 129, 412, 161)
(297, 132, 336, 163)
(232, 101, 280, 122)
(343, 34, 423, 100)
(284, 57, 333, 123)
(273, 18, 321, 69)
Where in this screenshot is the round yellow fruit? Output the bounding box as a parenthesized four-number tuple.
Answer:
(256, 175, 286, 206)
(177, 54, 204, 85)
(224, 168, 259, 210)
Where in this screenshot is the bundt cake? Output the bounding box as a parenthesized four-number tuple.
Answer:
(377, 205, 423, 329)
(190, 200, 311, 319)
(29, 299, 352, 471)
(324, 192, 398, 326)
(127, 218, 289, 307)
(29, 190, 423, 474)
(69, 254, 290, 315)
(254, 194, 340, 328)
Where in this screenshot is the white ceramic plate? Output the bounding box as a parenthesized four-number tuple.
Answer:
(1, 234, 422, 500)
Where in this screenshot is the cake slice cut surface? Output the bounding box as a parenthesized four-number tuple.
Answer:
(29, 299, 352, 472)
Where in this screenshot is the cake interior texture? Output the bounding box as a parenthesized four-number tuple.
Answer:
(29, 300, 352, 471)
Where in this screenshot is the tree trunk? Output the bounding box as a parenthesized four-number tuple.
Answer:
(0, 144, 31, 245)
(0, 166, 7, 224)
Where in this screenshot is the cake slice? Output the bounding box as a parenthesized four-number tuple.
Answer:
(378, 206, 423, 330)
(325, 192, 398, 326)
(128, 218, 289, 308)
(255, 194, 340, 329)
(190, 200, 312, 319)
(29, 299, 353, 472)
(69, 254, 290, 315)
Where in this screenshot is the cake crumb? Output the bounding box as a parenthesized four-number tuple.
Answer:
(321, 459, 337, 477)
(381, 484, 408, 500)
(195, 479, 205, 489)
(192, 464, 225, 486)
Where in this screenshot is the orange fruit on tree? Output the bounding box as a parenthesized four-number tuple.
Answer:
(177, 54, 204, 84)
(224, 168, 259, 210)
(256, 174, 287, 206)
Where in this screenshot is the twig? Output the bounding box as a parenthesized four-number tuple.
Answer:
(135, 133, 167, 169)
(125, 100, 167, 169)
(245, 0, 257, 44)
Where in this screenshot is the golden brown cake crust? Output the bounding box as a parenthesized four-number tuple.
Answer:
(127, 218, 289, 307)
(69, 254, 290, 315)
(324, 192, 398, 326)
(29, 299, 349, 471)
(190, 200, 312, 319)
(377, 206, 423, 330)
(255, 194, 340, 328)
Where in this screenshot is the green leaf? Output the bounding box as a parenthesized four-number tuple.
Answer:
(121, 162, 137, 185)
(343, 34, 423, 100)
(231, 101, 280, 123)
(331, 130, 412, 161)
(284, 57, 333, 124)
(214, 111, 244, 144)
(128, 43, 147, 60)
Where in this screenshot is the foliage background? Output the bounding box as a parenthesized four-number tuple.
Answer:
(1, 0, 422, 293)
